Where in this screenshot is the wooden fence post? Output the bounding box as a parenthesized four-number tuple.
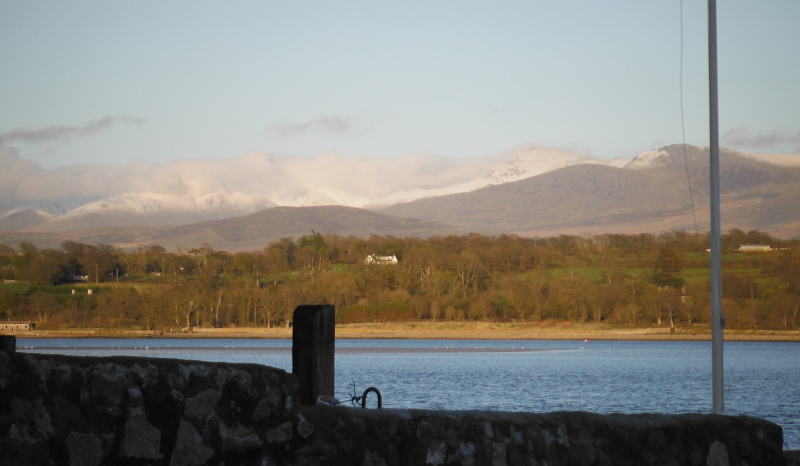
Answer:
(292, 305, 335, 405)
(0, 335, 15, 354)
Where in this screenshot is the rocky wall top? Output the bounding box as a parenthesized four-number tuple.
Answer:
(300, 405, 787, 466)
(0, 351, 304, 465)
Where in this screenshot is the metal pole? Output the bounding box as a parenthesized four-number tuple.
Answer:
(708, 0, 725, 415)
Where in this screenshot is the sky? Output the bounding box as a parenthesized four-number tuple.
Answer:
(1, 1, 799, 171)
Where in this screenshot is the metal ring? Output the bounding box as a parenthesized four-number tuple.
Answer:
(361, 387, 382, 409)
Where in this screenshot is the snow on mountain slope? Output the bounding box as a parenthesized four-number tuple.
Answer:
(27, 191, 276, 231)
(0, 204, 61, 231)
(266, 190, 371, 209)
(2, 146, 630, 218)
(624, 149, 672, 168)
(367, 147, 632, 208)
(1, 204, 61, 221)
(624, 145, 800, 170)
(598, 157, 634, 168)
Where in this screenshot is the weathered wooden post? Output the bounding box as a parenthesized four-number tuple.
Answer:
(0, 335, 15, 354)
(292, 305, 335, 405)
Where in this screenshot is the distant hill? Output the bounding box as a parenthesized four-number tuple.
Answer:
(365, 147, 631, 208)
(0, 206, 58, 231)
(378, 145, 800, 238)
(129, 206, 470, 251)
(0, 225, 172, 251)
(26, 191, 276, 232)
(0, 206, 469, 251)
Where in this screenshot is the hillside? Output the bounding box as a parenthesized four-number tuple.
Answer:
(378, 145, 800, 238)
(25, 191, 276, 232)
(0, 207, 56, 231)
(365, 147, 631, 208)
(0, 226, 173, 250)
(133, 205, 471, 251)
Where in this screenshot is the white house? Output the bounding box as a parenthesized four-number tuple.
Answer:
(364, 254, 398, 265)
(1, 321, 35, 331)
(739, 244, 771, 252)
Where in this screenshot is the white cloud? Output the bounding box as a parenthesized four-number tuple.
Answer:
(722, 126, 800, 152)
(0, 116, 147, 145)
(265, 116, 351, 136)
(0, 147, 497, 212)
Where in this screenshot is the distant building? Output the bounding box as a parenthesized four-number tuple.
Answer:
(739, 244, 771, 253)
(70, 274, 89, 282)
(364, 254, 398, 265)
(1, 321, 35, 331)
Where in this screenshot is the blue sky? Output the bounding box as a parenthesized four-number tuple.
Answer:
(1, 1, 798, 168)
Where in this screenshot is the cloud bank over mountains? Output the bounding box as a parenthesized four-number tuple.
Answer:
(0, 145, 500, 213)
(5, 141, 800, 236)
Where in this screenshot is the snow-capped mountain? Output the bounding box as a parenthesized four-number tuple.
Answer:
(0, 204, 61, 231)
(624, 148, 676, 168)
(378, 144, 800, 239)
(26, 191, 276, 231)
(366, 147, 631, 208)
(624, 146, 800, 169)
(9, 143, 800, 237)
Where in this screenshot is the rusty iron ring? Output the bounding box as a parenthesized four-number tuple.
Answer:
(361, 387, 382, 409)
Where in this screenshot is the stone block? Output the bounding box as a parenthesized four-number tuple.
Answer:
(219, 420, 263, 452)
(297, 413, 314, 439)
(706, 440, 729, 466)
(266, 421, 294, 444)
(184, 388, 221, 424)
(251, 397, 273, 423)
(169, 419, 214, 466)
(119, 417, 162, 459)
(66, 432, 103, 466)
(91, 364, 129, 408)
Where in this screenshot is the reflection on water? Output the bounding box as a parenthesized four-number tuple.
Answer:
(19, 338, 800, 450)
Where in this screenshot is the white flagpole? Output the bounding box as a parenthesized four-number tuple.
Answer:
(708, 0, 725, 415)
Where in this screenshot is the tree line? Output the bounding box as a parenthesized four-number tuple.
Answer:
(0, 229, 798, 331)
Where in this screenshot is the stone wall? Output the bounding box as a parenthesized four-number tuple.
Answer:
(0, 351, 302, 465)
(0, 346, 791, 465)
(300, 406, 787, 466)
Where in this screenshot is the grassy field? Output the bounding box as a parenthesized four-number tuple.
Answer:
(0, 282, 29, 293)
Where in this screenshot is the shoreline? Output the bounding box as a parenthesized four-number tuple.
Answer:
(7, 322, 800, 342)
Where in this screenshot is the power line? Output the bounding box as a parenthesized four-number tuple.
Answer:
(681, 0, 700, 235)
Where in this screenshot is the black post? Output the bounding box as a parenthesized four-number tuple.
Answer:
(0, 335, 15, 354)
(292, 305, 335, 405)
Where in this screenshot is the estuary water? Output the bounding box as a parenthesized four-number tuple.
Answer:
(18, 338, 800, 450)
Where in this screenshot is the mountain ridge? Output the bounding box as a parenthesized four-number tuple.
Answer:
(378, 145, 800, 238)
(3, 144, 800, 243)
(25, 191, 276, 232)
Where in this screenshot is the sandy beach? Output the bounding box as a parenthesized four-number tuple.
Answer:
(9, 322, 800, 341)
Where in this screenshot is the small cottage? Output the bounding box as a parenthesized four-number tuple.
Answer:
(739, 244, 771, 253)
(1, 321, 35, 331)
(364, 254, 398, 265)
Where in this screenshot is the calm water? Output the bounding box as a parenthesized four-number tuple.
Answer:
(18, 338, 800, 450)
